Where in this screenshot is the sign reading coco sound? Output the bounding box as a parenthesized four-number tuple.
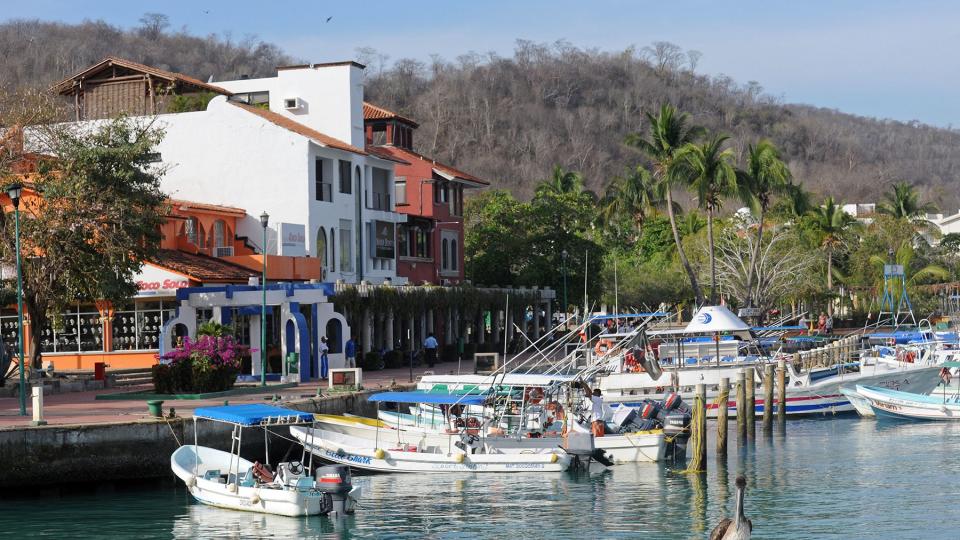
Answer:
(134, 264, 193, 297)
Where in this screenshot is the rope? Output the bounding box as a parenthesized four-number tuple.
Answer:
(164, 416, 182, 447)
(682, 393, 706, 473)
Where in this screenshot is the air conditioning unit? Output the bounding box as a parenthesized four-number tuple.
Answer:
(283, 97, 302, 110)
(214, 246, 234, 257)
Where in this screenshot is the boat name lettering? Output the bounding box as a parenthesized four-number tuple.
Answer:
(504, 463, 546, 469)
(325, 450, 372, 465)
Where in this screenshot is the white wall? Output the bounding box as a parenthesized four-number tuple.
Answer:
(217, 63, 365, 148)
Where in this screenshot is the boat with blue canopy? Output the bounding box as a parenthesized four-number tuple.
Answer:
(170, 404, 361, 517)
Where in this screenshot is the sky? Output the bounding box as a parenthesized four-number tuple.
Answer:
(5, 0, 960, 127)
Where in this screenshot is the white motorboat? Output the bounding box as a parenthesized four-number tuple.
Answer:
(858, 383, 960, 421)
(291, 426, 572, 473)
(170, 404, 360, 517)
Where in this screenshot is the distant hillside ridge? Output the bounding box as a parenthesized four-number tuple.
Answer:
(0, 15, 292, 94)
(362, 40, 960, 209)
(1, 16, 956, 208)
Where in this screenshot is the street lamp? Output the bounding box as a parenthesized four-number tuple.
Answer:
(260, 211, 269, 387)
(561, 250, 569, 322)
(6, 183, 25, 416)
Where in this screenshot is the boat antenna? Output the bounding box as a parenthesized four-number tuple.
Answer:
(583, 249, 589, 320)
(614, 256, 619, 323)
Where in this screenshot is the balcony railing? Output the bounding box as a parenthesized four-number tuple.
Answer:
(370, 192, 392, 211)
(317, 182, 333, 202)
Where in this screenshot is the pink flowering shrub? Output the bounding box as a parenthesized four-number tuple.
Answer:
(152, 336, 250, 393)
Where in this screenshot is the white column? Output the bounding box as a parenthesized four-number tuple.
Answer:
(250, 316, 262, 376)
(385, 311, 395, 351)
(362, 309, 372, 353)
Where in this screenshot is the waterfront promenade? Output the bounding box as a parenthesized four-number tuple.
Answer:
(0, 361, 462, 428)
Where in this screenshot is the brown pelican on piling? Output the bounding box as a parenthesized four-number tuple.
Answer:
(709, 475, 752, 540)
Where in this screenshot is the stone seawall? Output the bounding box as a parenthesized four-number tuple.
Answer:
(0, 387, 403, 488)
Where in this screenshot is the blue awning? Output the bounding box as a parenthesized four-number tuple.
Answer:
(369, 391, 488, 406)
(193, 404, 314, 426)
(752, 325, 805, 331)
(589, 312, 668, 321)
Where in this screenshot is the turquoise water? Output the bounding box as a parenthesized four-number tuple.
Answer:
(2, 417, 959, 539)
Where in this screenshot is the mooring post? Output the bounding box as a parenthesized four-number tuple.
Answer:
(746, 368, 756, 437)
(690, 382, 707, 472)
(777, 357, 787, 423)
(763, 363, 774, 430)
(717, 377, 729, 457)
(736, 369, 747, 440)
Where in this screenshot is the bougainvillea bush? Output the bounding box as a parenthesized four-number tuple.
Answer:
(152, 336, 249, 393)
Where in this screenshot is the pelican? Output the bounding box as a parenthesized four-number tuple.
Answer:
(709, 475, 752, 540)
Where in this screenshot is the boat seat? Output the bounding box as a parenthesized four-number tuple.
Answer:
(203, 469, 221, 481)
(239, 468, 256, 488)
(295, 477, 314, 489)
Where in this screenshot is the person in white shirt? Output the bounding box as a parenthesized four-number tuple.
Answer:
(319, 336, 330, 379)
(576, 381, 606, 437)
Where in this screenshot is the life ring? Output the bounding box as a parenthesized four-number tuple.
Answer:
(594, 338, 614, 357)
(525, 387, 544, 404)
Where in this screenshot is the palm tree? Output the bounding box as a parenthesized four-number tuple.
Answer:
(805, 196, 861, 315)
(673, 134, 739, 304)
(877, 181, 937, 221)
(599, 165, 676, 236)
(738, 140, 792, 307)
(536, 165, 589, 198)
(680, 210, 706, 236)
(625, 104, 706, 306)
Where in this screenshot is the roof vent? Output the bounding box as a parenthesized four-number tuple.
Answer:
(284, 97, 302, 110)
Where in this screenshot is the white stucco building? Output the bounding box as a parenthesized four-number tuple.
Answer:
(54, 57, 407, 285)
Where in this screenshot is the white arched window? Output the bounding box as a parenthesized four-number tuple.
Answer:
(316, 227, 327, 268)
(212, 220, 226, 249)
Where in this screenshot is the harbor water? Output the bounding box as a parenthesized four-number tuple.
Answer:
(2, 416, 958, 539)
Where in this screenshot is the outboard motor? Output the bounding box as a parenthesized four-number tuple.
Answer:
(662, 408, 692, 463)
(563, 431, 614, 471)
(315, 465, 356, 516)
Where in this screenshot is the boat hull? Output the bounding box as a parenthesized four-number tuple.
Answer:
(292, 426, 572, 473)
(170, 445, 328, 517)
(858, 385, 960, 421)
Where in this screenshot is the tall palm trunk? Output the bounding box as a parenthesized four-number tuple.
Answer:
(665, 188, 705, 306)
(707, 206, 716, 305)
(826, 247, 833, 317)
(744, 207, 765, 307)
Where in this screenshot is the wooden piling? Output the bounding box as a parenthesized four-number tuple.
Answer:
(777, 357, 787, 422)
(688, 383, 707, 472)
(746, 368, 756, 436)
(763, 363, 774, 430)
(717, 377, 729, 457)
(736, 369, 747, 440)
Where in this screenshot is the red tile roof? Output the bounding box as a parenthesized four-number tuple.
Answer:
(229, 101, 367, 156)
(169, 199, 247, 217)
(366, 146, 411, 165)
(370, 146, 488, 186)
(51, 56, 231, 96)
(147, 249, 256, 283)
(363, 102, 419, 127)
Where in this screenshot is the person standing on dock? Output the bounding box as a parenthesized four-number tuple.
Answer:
(319, 336, 330, 379)
(817, 313, 827, 335)
(345, 335, 357, 368)
(424, 333, 439, 367)
(826, 315, 834, 335)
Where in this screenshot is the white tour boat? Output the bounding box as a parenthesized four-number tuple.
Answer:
(170, 404, 361, 517)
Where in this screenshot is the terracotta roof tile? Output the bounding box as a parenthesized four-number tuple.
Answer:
(363, 102, 419, 127)
(229, 101, 366, 156)
(371, 146, 488, 186)
(52, 56, 232, 96)
(169, 199, 246, 217)
(147, 249, 256, 283)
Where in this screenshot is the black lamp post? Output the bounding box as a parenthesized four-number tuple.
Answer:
(561, 249, 569, 322)
(6, 183, 25, 416)
(260, 211, 269, 387)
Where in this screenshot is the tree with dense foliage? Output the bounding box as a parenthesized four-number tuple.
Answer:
(625, 104, 706, 306)
(737, 140, 792, 307)
(673, 133, 739, 304)
(877, 181, 937, 221)
(0, 116, 168, 368)
(802, 197, 862, 316)
(598, 165, 672, 240)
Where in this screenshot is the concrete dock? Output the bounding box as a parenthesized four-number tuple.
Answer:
(0, 361, 462, 488)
